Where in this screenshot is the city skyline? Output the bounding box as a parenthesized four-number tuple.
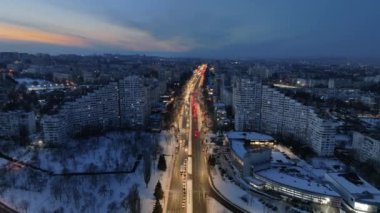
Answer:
(0, 1, 380, 212)
(1, 0, 380, 58)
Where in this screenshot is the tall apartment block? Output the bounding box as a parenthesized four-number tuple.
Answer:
(352, 132, 380, 164)
(42, 76, 151, 143)
(119, 76, 149, 128)
(233, 77, 262, 131)
(0, 111, 36, 138)
(233, 78, 337, 156)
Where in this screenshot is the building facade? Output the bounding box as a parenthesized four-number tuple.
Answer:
(119, 76, 149, 128)
(0, 111, 36, 138)
(352, 132, 380, 164)
(0, 73, 17, 104)
(42, 76, 151, 143)
(326, 172, 380, 212)
(233, 77, 262, 131)
(233, 78, 337, 156)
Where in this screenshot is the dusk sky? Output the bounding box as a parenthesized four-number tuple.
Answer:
(1, 0, 380, 58)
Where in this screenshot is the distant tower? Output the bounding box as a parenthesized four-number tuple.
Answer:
(328, 78, 335, 89)
(118, 76, 149, 128)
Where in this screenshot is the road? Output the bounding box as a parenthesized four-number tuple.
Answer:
(191, 68, 208, 213)
(166, 146, 187, 213)
(167, 64, 245, 213)
(167, 75, 192, 213)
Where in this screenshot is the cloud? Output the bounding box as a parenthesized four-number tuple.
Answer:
(0, 0, 194, 53)
(0, 22, 88, 47)
(1, 0, 380, 57)
(80, 23, 193, 52)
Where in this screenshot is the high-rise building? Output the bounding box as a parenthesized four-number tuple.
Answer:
(41, 114, 68, 144)
(42, 82, 120, 143)
(119, 76, 149, 127)
(308, 113, 337, 156)
(352, 132, 380, 164)
(41, 75, 164, 143)
(0, 73, 17, 104)
(0, 111, 36, 138)
(232, 78, 337, 156)
(233, 77, 262, 131)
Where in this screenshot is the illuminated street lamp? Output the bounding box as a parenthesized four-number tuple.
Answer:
(36, 140, 44, 147)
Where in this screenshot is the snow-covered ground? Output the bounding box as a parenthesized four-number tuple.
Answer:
(36, 132, 142, 173)
(0, 130, 176, 213)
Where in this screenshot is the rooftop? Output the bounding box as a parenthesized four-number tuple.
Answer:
(226, 131, 274, 142)
(230, 140, 246, 160)
(327, 172, 380, 203)
(257, 165, 339, 197)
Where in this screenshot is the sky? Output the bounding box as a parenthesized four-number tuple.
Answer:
(0, 0, 380, 58)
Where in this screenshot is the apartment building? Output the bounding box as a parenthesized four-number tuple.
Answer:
(42, 76, 151, 143)
(0, 110, 36, 138)
(233, 78, 337, 156)
(308, 112, 337, 157)
(352, 132, 380, 164)
(42, 82, 120, 143)
(233, 77, 262, 131)
(0, 73, 17, 103)
(220, 86, 233, 107)
(41, 114, 68, 144)
(119, 76, 149, 128)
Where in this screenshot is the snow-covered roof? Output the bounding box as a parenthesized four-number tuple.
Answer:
(311, 158, 346, 172)
(271, 151, 292, 164)
(245, 176, 265, 186)
(257, 166, 339, 197)
(226, 131, 274, 142)
(231, 140, 246, 160)
(327, 172, 380, 203)
(335, 134, 351, 142)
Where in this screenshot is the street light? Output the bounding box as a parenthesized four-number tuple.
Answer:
(36, 140, 44, 148)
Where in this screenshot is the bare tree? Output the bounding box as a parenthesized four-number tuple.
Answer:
(144, 151, 152, 188)
(19, 200, 29, 212)
(98, 184, 108, 197)
(122, 184, 140, 213)
(107, 201, 118, 213)
(50, 178, 62, 201)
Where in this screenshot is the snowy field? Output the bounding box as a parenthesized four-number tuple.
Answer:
(0, 130, 175, 213)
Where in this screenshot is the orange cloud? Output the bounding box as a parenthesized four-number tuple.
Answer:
(0, 22, 88, 47)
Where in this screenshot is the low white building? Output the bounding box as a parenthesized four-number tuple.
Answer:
(255, 165, 341, 207)
(326, 172, 380, 212)
(308, 113, 337, 157)
(225, 131, 344, 207)
(226, 131, 274, 173)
